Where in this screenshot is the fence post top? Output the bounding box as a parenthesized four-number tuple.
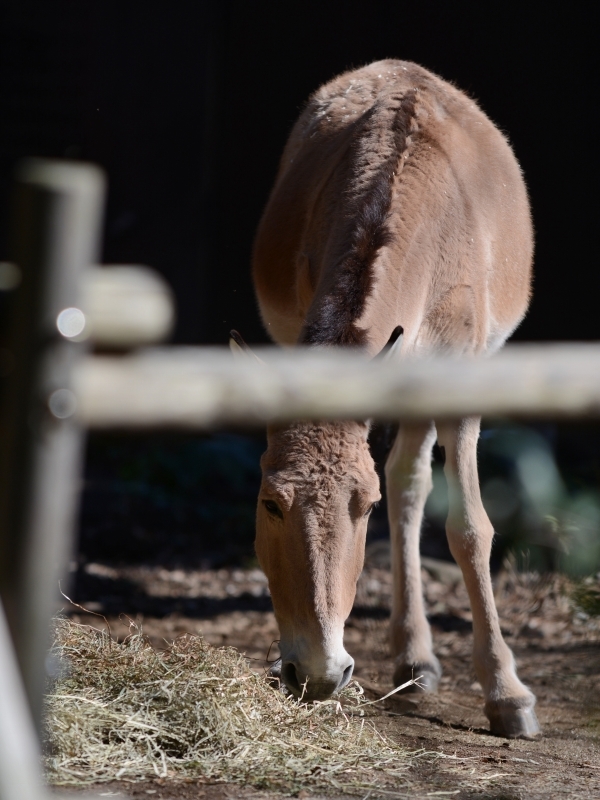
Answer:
(15, 159, 106, 196)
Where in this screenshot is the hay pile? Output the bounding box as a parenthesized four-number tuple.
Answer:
(45, 618, 417, 794)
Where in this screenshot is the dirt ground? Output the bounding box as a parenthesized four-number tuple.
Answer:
(57, 543, 600, 800)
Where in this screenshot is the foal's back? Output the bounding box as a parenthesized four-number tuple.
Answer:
(252, 59, 532, 356)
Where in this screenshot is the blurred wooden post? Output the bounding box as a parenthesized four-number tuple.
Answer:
(0, 160, 105, 737)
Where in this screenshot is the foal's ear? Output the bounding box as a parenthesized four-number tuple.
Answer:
(229, 329, 266, 365)
(374, 325, 404, 362)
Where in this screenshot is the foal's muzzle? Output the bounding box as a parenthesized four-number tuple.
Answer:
(281, 656, 355, 701)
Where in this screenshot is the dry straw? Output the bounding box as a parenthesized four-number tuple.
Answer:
(44, 618, 422, 795)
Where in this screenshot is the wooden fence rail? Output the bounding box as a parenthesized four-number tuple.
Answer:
(0, 161, 104, 800)
(75, 343, 600, 428)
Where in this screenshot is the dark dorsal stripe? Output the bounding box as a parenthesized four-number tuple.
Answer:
(300, 90, 418, 347)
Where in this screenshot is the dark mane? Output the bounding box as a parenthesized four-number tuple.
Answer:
(300, 90, 417, 347)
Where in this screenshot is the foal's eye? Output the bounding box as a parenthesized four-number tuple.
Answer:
(365, 501, 379, 517)
(263, 500, 283, 519)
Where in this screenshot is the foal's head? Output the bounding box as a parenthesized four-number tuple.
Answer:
(229, 327, 401, 700)
(257, 420, 380, 700)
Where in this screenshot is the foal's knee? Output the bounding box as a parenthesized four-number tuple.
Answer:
(445, 515, 494, 568)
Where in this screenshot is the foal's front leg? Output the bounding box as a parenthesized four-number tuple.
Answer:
(386, 422, 441, 691)
(437, 416, 540, 738)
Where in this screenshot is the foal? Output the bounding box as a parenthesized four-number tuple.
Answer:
(233, 60, 538, 738)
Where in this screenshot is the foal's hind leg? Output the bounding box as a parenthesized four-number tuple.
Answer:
(436, 417, 540, 738)
(386, 422, 441, 692)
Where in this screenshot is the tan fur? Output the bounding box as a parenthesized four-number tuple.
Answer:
(253, 59, 531, 354)
(249, 60, 539, 735)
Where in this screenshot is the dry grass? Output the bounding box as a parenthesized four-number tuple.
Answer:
(44, 618, 424, 795)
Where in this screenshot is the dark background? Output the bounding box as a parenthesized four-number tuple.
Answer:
(1, 1, 598, 578)
(1, 0, 597, 345)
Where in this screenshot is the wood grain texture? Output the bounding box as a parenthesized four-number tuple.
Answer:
(75, 343, 600, 428)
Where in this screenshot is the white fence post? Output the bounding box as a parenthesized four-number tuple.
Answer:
(0, 599, 46, 800)
(0, 160, 105, 738)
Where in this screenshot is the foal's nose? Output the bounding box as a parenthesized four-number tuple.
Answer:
(281, 656, 355, 701)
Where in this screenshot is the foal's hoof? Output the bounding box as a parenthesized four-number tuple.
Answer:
(486, 702, 541, 739)
(393, 661, 442, 693)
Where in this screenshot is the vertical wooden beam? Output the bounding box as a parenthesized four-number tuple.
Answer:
(0, 160, 105, 731)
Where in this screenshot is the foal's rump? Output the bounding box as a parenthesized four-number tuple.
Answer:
(253, 59, 532, 356)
